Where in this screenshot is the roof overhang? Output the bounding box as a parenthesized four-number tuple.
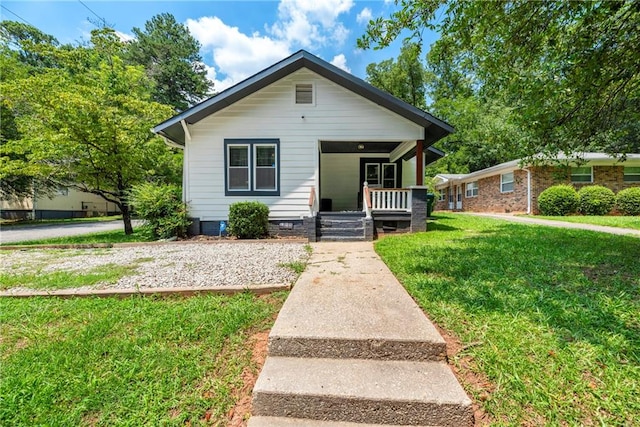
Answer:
(153, 50, 454, 147)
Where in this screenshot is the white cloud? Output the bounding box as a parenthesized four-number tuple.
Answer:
(356, 7, 372, 25)
(186, 0, 355, 92)
(115, 30, 134, 42)
(330, 53, 351, 73)
(187, 16, 290, 91)
(269, 0, 354, 48)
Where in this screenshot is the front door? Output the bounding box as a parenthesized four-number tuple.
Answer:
(456, 185, 463, 210)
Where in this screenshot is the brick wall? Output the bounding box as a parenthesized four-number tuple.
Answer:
(434, 165, 640, 215)
(463, 169, 529, 213)
(530, 165, 640, 214)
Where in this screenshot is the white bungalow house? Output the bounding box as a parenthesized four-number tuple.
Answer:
(153, 50, 453, 241)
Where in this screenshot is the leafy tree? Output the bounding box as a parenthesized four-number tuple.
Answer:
(366, 41, 427, 109)
(126, 13, 212, 111)
(359, 0, 640, 157)
(2, 29, 176, 234)
(0, 21, 61, 198)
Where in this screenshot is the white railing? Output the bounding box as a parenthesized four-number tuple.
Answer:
(308, 186, 319, 217)
(370, 188, 412, 212)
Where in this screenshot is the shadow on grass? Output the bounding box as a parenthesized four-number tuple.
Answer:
(382, 222, 640, 359)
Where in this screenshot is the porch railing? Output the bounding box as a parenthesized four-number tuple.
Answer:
(370, 188, 412, 212)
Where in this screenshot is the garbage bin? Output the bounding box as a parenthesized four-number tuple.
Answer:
(426, 193, 435, 218)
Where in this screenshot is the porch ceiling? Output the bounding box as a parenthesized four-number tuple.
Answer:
(321, 141, 401, 154)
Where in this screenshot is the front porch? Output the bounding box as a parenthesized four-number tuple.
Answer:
(307, 184, 429, 241)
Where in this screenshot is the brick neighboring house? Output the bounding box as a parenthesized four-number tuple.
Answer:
(433, 153, 640, 214)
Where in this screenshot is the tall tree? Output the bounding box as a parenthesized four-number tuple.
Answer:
(2, 29, 176, 233)
(0, 21, 62, 198)
(359, 1, 640, 158)
(366, 41, 428, 109)
(126, 13, 212, 111)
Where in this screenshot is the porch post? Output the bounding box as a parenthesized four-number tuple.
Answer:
(416, 139, 424, 186)
(409, 186, 428, 232)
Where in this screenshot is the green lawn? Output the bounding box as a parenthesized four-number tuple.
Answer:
(2, 228, 150, 246)
(377, 213, 639, 426)
(527, 214, 640, 230)
(0, 293, 286, 426)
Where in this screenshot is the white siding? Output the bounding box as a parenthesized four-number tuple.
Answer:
(186, 68, 424, 220)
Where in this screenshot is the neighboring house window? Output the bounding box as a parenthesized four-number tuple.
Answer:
(623, 167, 640, 182)
(570, 166, 593, 183)
(438, 190, 445, 202)
(295, 83, 313, 104)
(500, 172, 514, 193)
(225, 139, 279, 196)
(465, 181, 478, 198)
(56, 187, 69, 196)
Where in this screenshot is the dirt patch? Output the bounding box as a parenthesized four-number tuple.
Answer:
(435, 324, 494, 427)
(226, 329, 270, 427)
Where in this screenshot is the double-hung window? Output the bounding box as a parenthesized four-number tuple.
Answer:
(438, 190, 446, 202)
(623, 167, 640, 182)
(465, 181, 478, 198)
(570, 166, 593, 183)
(500, 172, 514, 193)
(225, 139, 279, 196)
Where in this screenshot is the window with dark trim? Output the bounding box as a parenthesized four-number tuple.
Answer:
(224, 139, 280, 196)
(623, 166, 640, 182)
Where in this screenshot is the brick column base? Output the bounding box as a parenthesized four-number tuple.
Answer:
(304, 216, 317, 242)
(410, 187, 428, 233)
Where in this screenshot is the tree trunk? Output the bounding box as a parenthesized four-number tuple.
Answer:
(121, 203, 134, 235)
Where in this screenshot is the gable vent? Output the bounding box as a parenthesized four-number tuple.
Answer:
(295, 84, 313, 104)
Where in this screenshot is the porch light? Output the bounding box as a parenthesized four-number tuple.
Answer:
(357, 143, 365, 150)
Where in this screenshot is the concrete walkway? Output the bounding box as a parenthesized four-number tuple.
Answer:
(467, 213, 640, 237)
(250, 242, 472, 427)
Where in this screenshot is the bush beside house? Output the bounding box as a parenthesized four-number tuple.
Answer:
(577, 185, 616, 216)
(129, 183, 191, 239)
(616, 187, 640, 216)
(228, 202, 269, 239)
(537, 185, 579, 216)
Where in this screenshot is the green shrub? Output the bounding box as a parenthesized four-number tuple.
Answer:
(577, 185, 616, 216)
(538, 184, 579, 216)
(616, 187, 640, 216)
(129, 183, 191, 239)
(228, 201, 269, 239)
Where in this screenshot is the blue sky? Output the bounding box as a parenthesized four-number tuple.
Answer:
(1, 0, 440, 92)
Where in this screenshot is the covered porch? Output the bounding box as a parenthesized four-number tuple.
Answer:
(306, 139, 443, 241)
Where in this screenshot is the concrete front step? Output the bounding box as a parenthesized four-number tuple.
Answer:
(268, 243, 446, 361)
(317, 219, 364, 228)
(316, 227, 364, 237)
(317, 236, 367, 242)
(248, 416, 422, 427)
(252, 357, 473, 426)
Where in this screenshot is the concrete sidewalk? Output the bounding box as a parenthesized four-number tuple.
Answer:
(250, 242, 472, 426)
(467, 213, 640, 237)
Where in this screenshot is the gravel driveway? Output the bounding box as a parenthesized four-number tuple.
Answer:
(1, 242, 309, 293)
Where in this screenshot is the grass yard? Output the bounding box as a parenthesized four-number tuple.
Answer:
(526, 214, 640, 230)
(377, 213, 639, 426)
(0, 293, 286, 426)
(2, 228, 150, 246)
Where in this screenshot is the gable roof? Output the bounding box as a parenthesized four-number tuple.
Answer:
(153, 49, 454, 146)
